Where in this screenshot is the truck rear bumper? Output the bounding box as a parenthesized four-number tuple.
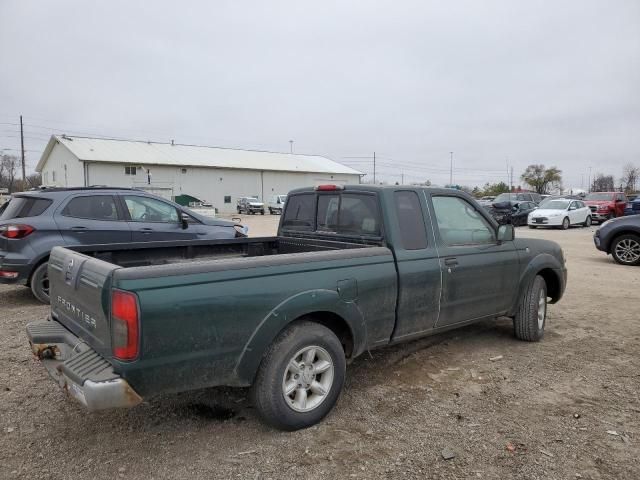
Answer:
(26, 319, 142, 411)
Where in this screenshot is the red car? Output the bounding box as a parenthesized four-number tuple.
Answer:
(584, 192, 627, 223)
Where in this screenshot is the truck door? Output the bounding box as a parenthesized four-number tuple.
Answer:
(429, 193, 520, 327)
(389, 190, 443, 340)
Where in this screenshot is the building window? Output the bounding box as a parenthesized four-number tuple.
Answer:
(224, 196, 231, 204)
(125, 166, 137, 175)
(181, 168, 187, 174)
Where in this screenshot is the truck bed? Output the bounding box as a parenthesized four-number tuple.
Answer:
(69, 235, 380, 269)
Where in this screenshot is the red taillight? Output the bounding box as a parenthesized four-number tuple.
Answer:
(315, 184, 345, 191)
(0, 224, 35, 239)
(111, 290, 139, 361)
(0, 271, 19, 279)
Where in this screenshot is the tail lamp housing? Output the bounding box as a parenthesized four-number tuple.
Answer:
(111, 290, 140, 361)
(0, 224, 35, 239)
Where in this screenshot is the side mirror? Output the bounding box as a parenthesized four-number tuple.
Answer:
(181, 213, 189, 229)
(497, 224, 514, 243)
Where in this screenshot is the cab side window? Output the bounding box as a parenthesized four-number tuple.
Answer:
(432, 196, 496, 246)
(394, 191, 428, 250)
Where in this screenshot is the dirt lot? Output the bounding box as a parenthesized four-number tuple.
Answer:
(1, 217, 638, 479)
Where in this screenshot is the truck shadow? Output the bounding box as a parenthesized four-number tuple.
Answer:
(137, 317, 518, 425)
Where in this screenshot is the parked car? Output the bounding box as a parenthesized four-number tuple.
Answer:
(584, 192, 627, 223)
(485, 200, 537, 226)
(237, 196, 265, 215)
(594, 215, 640, 265)
(492, 192, 543, 205)
(0, 187, 246, 303)
(538, 195, 580, 208)
(624, 196, 640, 216)
(528, 198, 592, 229)
(477, 195, 495, 207)
(26, 185, 567, 430)
(268, 194, 287, 215)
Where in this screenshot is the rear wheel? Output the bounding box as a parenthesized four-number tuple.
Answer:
(561, 217, 570, 230)
(30, 262, 50, 304)
(583, 215, 592, 227)
(513, 275, 547, 342)
(252, 321, 346, 431)
(610, 234, 640, 266)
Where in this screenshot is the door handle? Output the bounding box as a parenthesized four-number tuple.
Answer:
(71, 226, 87, 230)
(444, 257, 458, 267)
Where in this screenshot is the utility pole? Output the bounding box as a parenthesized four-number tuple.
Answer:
(373, 151, 376, 184)
(510, 166, 514, 191)
(588, 167, 592, 193)
(449, 152, 453, 186)
(401, 172, 404, 185)
(20, 115, 26, 183)
(289, 140, 293, 154)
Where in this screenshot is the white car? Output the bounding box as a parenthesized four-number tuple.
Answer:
(268, 194, 287, 215)
(528, 199, 592, 229)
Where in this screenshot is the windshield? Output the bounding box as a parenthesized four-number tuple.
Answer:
(585, 193, 613, 201)
(248, 197, 259, 202)
(493, 193, 527, 203)
(543, 200, 570, 210)
(278, 195, 287, 202)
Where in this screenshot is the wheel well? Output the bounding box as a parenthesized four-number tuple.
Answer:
(26, 256, 49, 287)
(538, 268, 561, 302)
(299, 311, 355, 358)
(606, 231, 640, 253)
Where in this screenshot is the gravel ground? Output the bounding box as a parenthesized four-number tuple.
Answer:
(1, 218, 638, 479)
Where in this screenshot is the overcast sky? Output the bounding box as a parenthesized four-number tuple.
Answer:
(1, 0, 639, 189)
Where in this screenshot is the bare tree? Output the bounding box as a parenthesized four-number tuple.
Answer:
(0, 154, 19, 193)
(621, 163, 639, 193)
(591, 173, 615, 192)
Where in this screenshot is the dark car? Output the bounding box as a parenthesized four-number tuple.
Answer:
(492, 192, 543, 205)
(594, 215, 640, 266)
(0, 187, 246, 303)
(623, 196, 640, 216)
(485, 200, 537, 226)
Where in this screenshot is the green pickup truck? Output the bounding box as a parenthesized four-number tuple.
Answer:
(27, 185, 567, 430)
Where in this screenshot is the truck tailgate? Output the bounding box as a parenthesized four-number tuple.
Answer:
(48, 246, 118, 359)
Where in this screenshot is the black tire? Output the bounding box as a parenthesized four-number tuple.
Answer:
(610, 234, 640, 266)
(268, 208, 273, 214)
(529, 225, 537, 229)
(30, 262, 50, 304)
(560, 217, 570, 230)
(513, 275, 547, 342)
(251, 321, 346, 431)
(237, 207, 241, 214)
(261, 210, 265, 215)
(583, 215, 592, 227)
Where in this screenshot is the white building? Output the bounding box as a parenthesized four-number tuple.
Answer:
(36, 135, 362, 213)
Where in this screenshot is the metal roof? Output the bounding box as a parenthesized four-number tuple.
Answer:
(37, 135, 362, 176)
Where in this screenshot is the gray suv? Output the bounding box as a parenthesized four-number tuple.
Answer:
(0, 187, 246, 303)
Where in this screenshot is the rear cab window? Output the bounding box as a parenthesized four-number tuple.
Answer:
(394, 191, 428, 250)
(0, 196, 53, 220)
(282, 190, 382, 239)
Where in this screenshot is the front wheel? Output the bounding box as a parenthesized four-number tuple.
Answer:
(261, 210, 265, 215)
(30, 262, 50, 304)
(583, 215, 592, 227)
(611, 234, 640, 266)
(561, 217, 570, 230)
(513, 275, 547, 342)
(528, 225, 537, 229)
(252, 321, 346, 431)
